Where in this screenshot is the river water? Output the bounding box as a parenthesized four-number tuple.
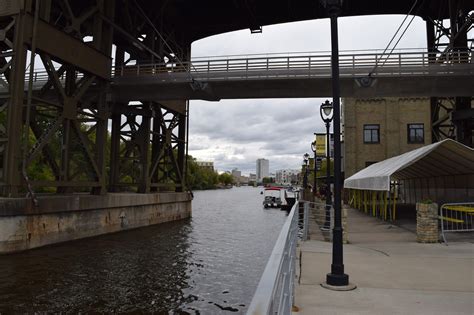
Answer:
(0, 187, 288, 313)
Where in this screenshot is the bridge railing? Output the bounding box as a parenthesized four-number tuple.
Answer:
(14, 49, 473, 86)
(114, 49, 473, 82)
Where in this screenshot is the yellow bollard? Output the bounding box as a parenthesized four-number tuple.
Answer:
(364, 190, 368, 214)
(357, 190, 361, 211)
(392, 192, 397, 221)
(372, 191, 376, 217)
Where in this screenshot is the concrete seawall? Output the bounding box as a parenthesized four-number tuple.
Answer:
(0, 192, 192, 254)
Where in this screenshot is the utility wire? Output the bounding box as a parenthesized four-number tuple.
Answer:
(378, 14, 418, 69)
(369, 0, 419, 76)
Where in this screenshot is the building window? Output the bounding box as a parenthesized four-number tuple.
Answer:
(407, 123, 424, 143)
(363, 124, 380, 143)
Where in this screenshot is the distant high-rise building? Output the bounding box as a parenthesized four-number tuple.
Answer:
(231, 168, 242, 182)
(256, 158, 269, 182)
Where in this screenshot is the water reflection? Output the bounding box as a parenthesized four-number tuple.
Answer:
(0, 187, 287, 313)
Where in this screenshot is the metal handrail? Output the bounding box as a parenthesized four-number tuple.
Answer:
(114, 50, 473, 81)
(247, 200, 300, 315)
(17, 50, 474, 86)
(191, 47, 471, 61)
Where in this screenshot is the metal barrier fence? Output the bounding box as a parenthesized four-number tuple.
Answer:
(303, 200, 334, 235)
(440, 202, 474, 243)
(247, 201, 302, 315)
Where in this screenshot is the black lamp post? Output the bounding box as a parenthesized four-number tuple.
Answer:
(310, 139, 317, 197)
(302, 153, 309, 190)
(322, 0, 350, 287)
(320, 100, 333, 231)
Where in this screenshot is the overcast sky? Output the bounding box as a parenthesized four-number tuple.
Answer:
(188, 15, 428, 175)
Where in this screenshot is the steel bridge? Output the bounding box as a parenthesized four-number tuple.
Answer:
(0, 0, 473, 198)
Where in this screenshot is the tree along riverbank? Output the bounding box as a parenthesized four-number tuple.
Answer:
(186, 157, 234, 190)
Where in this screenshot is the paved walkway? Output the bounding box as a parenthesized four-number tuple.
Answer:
(294, 208, 474, 315)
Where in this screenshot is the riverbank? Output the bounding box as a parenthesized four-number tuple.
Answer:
(294, 207, 474, 315)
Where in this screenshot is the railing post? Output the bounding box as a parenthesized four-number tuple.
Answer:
(287, 57, 290, 77)
(399, 53, 402, 75)
(303, 202, 309, 241)
(308, 56, 311, 77)
(247, 59, 249, 79)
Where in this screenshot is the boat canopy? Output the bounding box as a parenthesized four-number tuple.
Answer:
(344, 139, 474, 191)
(265, 186, 283, 191)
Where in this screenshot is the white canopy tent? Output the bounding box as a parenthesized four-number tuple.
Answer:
(344, 139, 474, 191)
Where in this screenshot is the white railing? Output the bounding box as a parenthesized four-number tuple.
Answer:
(114, 50, 473, 82)
(439, 202, 474, 244)
(247, 201, 301, 315)
(13, 49, 474, 87)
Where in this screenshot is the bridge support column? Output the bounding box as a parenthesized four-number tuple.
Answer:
(0, 11, 28, 196)
(108, 101, 188, 193)
(426, 1, 473, 147)
(149, 101, 187, 193)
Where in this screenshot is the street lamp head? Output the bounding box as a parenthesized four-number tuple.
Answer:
(320, 100, 334, 123)
(320, 0, 343, 16)
(303, 153, 309, 165)
(311, 140, 317, 153)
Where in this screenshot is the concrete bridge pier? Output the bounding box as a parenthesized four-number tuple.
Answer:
(0, 192, 192, 254)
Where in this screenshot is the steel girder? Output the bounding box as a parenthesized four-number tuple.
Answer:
(0, 0, 114, 196)
(427, 0, 473, 147)
(0, 14, 27, 196)
(108, 101, 187, 193)
(109, 11, 190, 193)
(0, 0, 190, 197)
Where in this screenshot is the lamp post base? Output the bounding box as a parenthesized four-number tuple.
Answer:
(321, 280, 357, 291)
(326, 272, 350, 286)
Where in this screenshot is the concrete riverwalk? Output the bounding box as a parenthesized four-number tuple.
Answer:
(294, 208, 474, 315)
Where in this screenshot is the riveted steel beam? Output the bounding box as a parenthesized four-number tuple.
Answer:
(22, 14, 111, 79)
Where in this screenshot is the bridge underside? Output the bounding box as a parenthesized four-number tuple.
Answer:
(0, 0, 472, 199)
(113, 75, 474, 101)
